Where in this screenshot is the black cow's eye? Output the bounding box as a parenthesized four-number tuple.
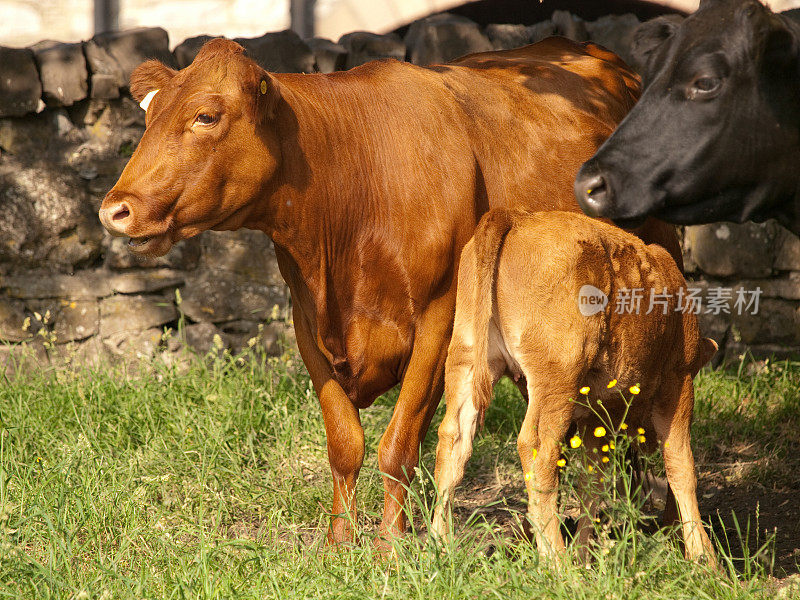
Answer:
(195, 113, 217, 126)
(688, 77, 722, 99)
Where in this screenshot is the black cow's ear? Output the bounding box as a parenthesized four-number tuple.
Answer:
(761, 19, 799, 76)
(630, 15, 682, 75)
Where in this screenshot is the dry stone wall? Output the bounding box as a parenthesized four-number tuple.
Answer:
(0, 10, 798, 369)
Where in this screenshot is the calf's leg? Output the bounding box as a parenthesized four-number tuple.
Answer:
(652, 374, 717, 567)
(294, 310, 365, 545)
(432, 328, 506, 540)
(519, 378, 575, 561)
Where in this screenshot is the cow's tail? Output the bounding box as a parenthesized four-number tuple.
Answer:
(472, 209, 515, 428)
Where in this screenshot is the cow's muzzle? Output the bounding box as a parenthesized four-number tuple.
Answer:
(574, 163, 613, 219)
(98, 192, 173, 257)
(98, 200, 133, 237)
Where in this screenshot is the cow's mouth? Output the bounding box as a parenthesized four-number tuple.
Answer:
(128, 236, 151, 247)
(126, 233, 172, 257)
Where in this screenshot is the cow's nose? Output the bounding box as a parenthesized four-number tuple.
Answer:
(575, 166, 613, 218)
(99, 200, 133, 237)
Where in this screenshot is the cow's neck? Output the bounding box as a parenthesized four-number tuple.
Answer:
(244, 77, 367, 355)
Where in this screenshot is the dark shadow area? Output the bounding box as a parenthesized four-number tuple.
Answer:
(393, 0, 687, 36)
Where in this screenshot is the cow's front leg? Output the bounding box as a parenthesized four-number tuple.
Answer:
(377, 293, 455, 548)
(293, 310, 365, 545)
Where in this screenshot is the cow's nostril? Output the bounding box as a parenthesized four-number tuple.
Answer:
(575, 169, 613, 218)
(112, 204, 131, 221)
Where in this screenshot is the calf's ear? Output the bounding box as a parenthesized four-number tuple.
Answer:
(129, 60, 177, 103)
(630, 15, 681, 75)
(693, 337, 719, 373)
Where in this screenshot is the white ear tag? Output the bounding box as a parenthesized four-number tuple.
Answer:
(139, 89, 159, 112)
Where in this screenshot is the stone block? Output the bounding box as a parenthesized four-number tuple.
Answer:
(199, 231, 283, 285)
(30, 40, 88, 107)
(2, 270, 112, 300)
(730, 298, 800, 345)
(99, 294, 177, 338)
(405, 13, 493, 65)
(684, 222, 777, 278)
(0, 46, 42, 117)
(307, 37, 347, 73)
(180, 271, 289, 324)
(173, 34, 218, 68)
(0, 297, 28, 342)
(485, 23, 556, 50)
(552, 10, 589, 42)
(586, 14, 640, 65)
(0, 160, 104, 268)
(52, 299, 99, 342)
(107, 269, 185, 294)
(90, 27, 176, 85)
(774, 226, 800, 271)
(234, 30, 315, 73)
(338, 32, 405, 69)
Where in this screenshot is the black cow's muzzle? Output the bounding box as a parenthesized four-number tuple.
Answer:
(574, 162, 613, 218)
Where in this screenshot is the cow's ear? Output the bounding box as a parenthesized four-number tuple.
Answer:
(693, 337, 718, 373)
(760, 19, 799, 77)
(130, 60, 177, 103)
(630, 16, 681, 75)
(245, 64, 281, 124)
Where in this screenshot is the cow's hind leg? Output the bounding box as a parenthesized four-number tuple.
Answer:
(377, 292, 455, 548)
(652, 374, 717, 568)
(432, 327, 506, 540)
(294, 309, 365, 545)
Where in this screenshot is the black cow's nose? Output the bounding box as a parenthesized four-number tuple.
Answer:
(575, 166, 613, 218)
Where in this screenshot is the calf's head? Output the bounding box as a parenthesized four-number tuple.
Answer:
(99, 39, 281, 256)
(576, 0, 800, 229)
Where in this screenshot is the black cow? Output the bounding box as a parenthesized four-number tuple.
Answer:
(575, 0, 800, 233)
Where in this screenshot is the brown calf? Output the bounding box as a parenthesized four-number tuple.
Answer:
(432, 210, 717, 565)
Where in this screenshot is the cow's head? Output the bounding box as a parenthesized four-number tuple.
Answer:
(99, 39, 281, 256)
(575, 0, 800, 229)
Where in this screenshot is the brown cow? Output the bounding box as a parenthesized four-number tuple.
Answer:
(432, 209, 717, 566)
(98, 36, 681, 547)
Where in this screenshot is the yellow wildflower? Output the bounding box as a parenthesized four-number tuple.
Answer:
(569, 435, 582, 449)
(524, 471, 533, 482)
(601, 444, 609, 452)
(593, 426, 606, 438)
(602, 456, 609, 463)
(637, 427, 645, 435)
(580, 386, 590, 395)
(629, 384, 641, 395)
(638, 435, 646, 443)
(609, 441, 615, 450)
(532, 448, 538, 459)
(587, 465, 594, 473)
(557, 458, 567, 468)
(620, 423, 628, 430)
(607, 379, 617, 389)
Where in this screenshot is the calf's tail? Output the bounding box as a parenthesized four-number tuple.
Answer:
(472, 209, 515, 427)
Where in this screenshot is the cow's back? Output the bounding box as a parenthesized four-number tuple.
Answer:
(440, 37, 642, 215)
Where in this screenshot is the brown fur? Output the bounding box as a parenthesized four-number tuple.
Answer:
(433, 209, 717, 567)
(99, 36, 682, 547)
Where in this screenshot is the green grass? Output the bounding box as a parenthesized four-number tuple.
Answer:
(0, 345, 797, 599)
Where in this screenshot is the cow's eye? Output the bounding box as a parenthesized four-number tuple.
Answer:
(687, 77, 722, 99)
(194, 113, 218, 126)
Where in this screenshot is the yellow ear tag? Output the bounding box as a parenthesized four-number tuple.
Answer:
(260, 80, 267, 95)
